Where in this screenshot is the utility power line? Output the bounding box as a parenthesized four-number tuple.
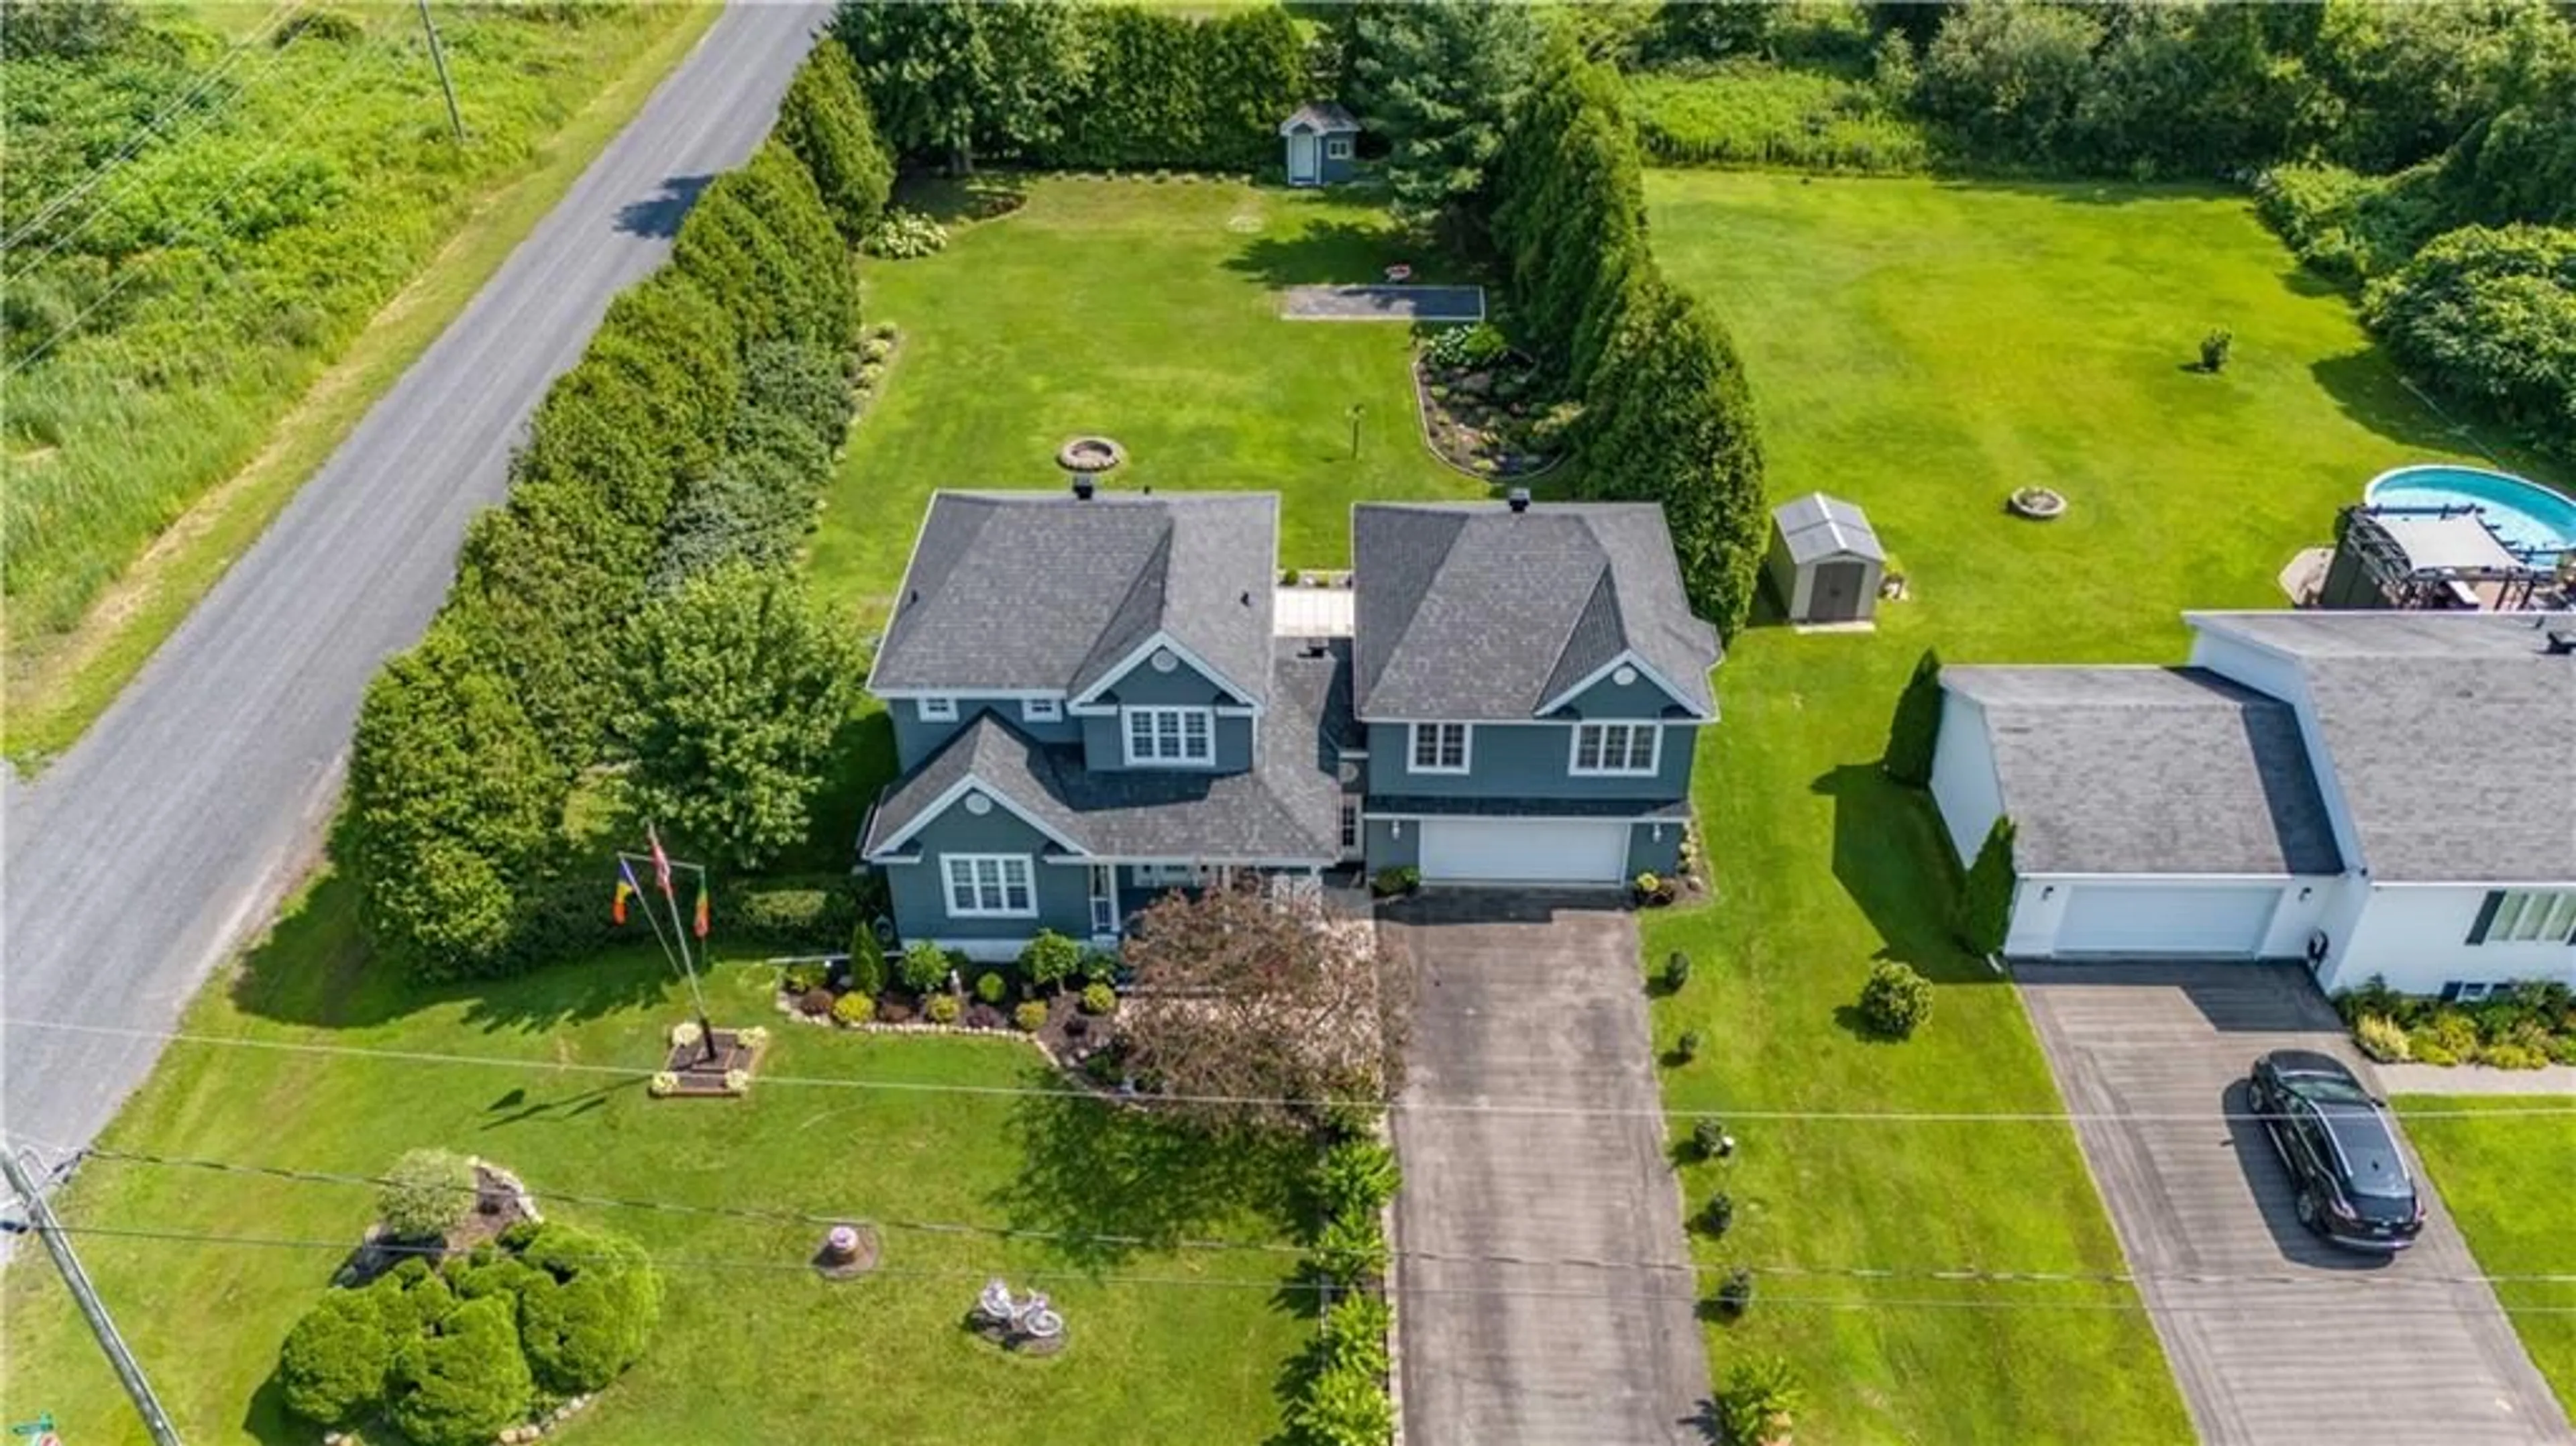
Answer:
(1, 1150, 184, 1446)
(7, 1013, 2572, 1124)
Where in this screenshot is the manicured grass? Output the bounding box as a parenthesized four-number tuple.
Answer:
(1633, 172, 2565, 1442)
(806, 176, 1486, 628)
(2396, 1096, 2576, 1418)
(3, 2, 716, 766)
(0, 877, 1307, 1445)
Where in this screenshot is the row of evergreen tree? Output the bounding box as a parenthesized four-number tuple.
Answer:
(1489, 38, 1770, 636)
(343, 47, 894, 981)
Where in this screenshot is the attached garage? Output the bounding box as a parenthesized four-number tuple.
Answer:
(2054, 882, 2288, 957)
(1418, 820, 1629, 885)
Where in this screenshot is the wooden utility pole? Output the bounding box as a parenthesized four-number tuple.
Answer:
(2, 1147, 183, 1445)
(415, 0, 466, 145)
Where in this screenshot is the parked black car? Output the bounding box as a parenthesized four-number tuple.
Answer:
(2245, 1050, 2424, 1252)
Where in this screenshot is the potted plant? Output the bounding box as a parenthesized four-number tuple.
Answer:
(1633, 871, 1676, 907)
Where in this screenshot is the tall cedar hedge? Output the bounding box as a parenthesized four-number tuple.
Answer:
(776, 42, 894, 242)
(1882, 648, 1945, 787)
(1953, 816, 2018, 957)
(347, 80, 869, 978)
(1492, 38, 1769, 636)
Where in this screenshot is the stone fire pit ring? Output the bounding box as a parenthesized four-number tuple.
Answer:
(2007, 486, 2067, 520)
(1057, 436, 1127, 474)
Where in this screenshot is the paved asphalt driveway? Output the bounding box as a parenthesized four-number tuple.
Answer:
(2019, 962, 2570, 1446)
(1, 5, 825, 1172)
(1384, 893, 1710, 1445)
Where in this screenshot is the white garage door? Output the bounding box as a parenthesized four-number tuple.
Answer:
(2056, 883, 2284, 957)
(1418, 820, 1630, 885)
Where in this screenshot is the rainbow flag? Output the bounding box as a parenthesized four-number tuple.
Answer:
(613, 858, 642, 925)
(692, 877, 710, 940)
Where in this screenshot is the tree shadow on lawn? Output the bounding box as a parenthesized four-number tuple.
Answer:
(991, 1085, 1307, 1274)
(2309, 349, 2567, 487)
(890, 170, 1030, 229)
(1811, 763, 1996, 989)
(1224, 219, 1424, 288)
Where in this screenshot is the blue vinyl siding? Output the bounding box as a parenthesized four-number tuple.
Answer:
(881, 805, 1091, 945)
(1556, 667, 1699, 722)
(1086, 649, 1245, 708)
(1627, 821, 1683, 877)
(1364, 721, 1697, 801)
(1079, 710, 1254, 774)
(892, 698, 1079, 773)
(1363, 818, 1419, 875)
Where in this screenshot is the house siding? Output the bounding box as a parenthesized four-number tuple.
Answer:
(893, 698, 1078, 773)
(1556, 669, 1697, 722)
(1927, 691, 2002, 866)
(1320, 148, 1357, 184)
(1087, 650, 1244, 708)
(2322, 884, 2576, 994)
(1627, 821, 1682, 877)
(1363, 818, 1418, 875)
(1363, 721, 1695, 801)
(881, 805, 1091, 950)
(1078, 711, 1254, 774)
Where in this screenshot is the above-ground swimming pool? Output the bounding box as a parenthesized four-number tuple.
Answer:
(2365, 465, 2576, 558)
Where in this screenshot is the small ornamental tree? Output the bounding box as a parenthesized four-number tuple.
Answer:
(511, 1223, 663, 1394)
(377, 1149, 476, 1241)
(1020, 929, 1079, 995)
(1857, 961, 1935, 1040)
(278, 1288, 395, 1428)
(899, 938, 952, 995)
(1953, 816, 2019, 956)
(384, 1295, 534, 1446)
(1120, 881, 1410, 1135)
(847, 920, 888, 998)
(1882, 648, 1944, 787)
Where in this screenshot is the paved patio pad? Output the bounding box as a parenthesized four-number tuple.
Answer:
(1279, 284, 1486, 323)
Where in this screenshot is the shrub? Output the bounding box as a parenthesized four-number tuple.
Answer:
(1014, 1000, 1051, 1033)
(861, 208, 949, 259)
(1370, 866, 1420, 897)
(1315, 1295, 1392, 1377)
(975, 971, 1008, 1005)
(1318, 1140, 1402, 1218)
(847, 922, 888, 998)
(736, 1025, 769, 1050)
(2365, 225, 2576, 460)
(2408, 1030, 2459, 1067)
(1080, 981, 1117, 1015)
(1425, 322, 1512, 370)
(831, 991, 876, 1026)
(782, 960, 828, 995)
(799, 987, 837, 1017)
(898, 938, 951, 995)
(1312, 1207, 1390, 1288)
(510, 1223, 663, 1394)
(2428, 1011, 2480, 1059)
(669, 1019, 703, 1050)
(1664, 950, 1693, 991)
(730, 880, 861, 950)
(647, 1071, 680, 1097)
(1287, 1359, 1397, 1446)
(1022, 930, 1081, 994)
(1079, 946, 1119, 983)
(383, 1295, 533, 1446)
(861, 337, 894, 363)
(2354, 1013, 2412, 1063)
(1674, 1029, 1704, 1064)
(2198, 328, 2233, 372)
(1882, 648, 1943, 785)
(926, 993, 963, 1025)
(1697, 1192, 1735, 1239)
(378, 1150, 474, 1242)
(1691, 1117, 1729, 1162)
(278, 1288, 394, 1427)
(774, 42, 892, 242)
(1857, 961, 1934, 1040)
(1717, 1354, 1802, 1446)
(2476, 1041, 2550, 1070)
(1714, 1266, 1756, 1319)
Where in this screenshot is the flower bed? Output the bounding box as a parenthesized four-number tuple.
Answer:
(1412, 324, 1565, 481)
(2335, 977, 2576, 1068)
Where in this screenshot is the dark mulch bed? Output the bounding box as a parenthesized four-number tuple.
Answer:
(661, 1029, 756, 1097)
(337, 1162, 536, 1286)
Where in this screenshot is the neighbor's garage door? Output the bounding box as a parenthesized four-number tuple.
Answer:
(2055, 883, 2284, 957)
(1418, 820, 1629, 885)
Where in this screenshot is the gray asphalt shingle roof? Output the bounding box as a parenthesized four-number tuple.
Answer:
(865, 639, 1350, 863)
(869, 491, 1277, 706)
(1945, 665, 2344, 877)
(1772, 492, 1884, 565)
(1278, 101, 1360, 135)
(2190, 612, 2576, 882)
(1352, 502, 1721, 720)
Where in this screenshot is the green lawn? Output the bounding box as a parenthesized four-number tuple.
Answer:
(806, 176, 1485, 626)
(1638, 172, 2555, 1443)
(2398, 1097, 2576, 1418)
(0, 879, 1308, 1445)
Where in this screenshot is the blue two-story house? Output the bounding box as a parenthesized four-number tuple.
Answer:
(859, 487, 1720, 958)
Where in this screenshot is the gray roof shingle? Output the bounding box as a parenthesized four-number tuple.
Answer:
(2189, 612, 2576, 883)
(865, 638, 1350, 863)
(1945, 665, 2344, 877)
(1352, 502, 1721, 720)
(869, 491, 1277, 706)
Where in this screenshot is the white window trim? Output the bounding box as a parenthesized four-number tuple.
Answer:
(1122, 706, 1216, 767)
(918, 696, 957, 722)
(1338, 797, 1362, 856)
(1568, 721, 1661, 777)
(1133, 862, 1218, 889)
(1408, 722, 1471, 775)
(943, 854, 1036, 918)
(1022, 698, 1063, 722)
(1324, 136, 1353, 160)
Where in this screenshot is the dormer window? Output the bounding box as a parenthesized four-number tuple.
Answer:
(1124, 706, 1213, 765)
(1571, 722, 1659, 775)
(918, 697, 957, 722)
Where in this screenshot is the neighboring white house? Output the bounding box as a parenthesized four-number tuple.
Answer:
(1929, 610, 2576, 997)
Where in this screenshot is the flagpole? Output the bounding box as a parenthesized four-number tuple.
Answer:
(629, 825, 716, 1064)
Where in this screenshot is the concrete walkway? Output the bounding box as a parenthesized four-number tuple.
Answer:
(2019, 962, 2569, 1446)
(2377, 1062, 2576, 1096)
(1383, 892, 1709, 1445)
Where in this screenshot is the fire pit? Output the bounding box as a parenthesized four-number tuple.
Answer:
(2007, 486, 2067, 520)
(1057, 435, 1126, 475)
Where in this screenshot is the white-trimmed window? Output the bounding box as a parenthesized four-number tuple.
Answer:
(1124, 706, 1214, 765)
(943, 854, 1034, 917)
(2472, 889, 2576, 944)
(1022, 698, 1063, 722)
(1325, 136, 1353, 160)
(1339, 797, 1361, 853)
(1133, 862, 1216, 889)
(1409, 722, 1469, 774)
(1570, 722, 1660, 776)
(918, 696, 957, 722)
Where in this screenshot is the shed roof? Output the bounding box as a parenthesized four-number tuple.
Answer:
(1944, 665, 2343, 877)
(1279, 101, 1360, 135)
(1772, 492, 1884, 565)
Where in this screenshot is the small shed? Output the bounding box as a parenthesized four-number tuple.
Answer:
(1767, 492, 1885, 624)
(1279, 102, 1360, 188)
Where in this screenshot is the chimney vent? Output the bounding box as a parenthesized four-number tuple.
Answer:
(1071, 475, 1095, 500)
(1507, 488, 1531, 514)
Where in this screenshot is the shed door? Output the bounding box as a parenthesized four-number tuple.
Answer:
(2055, 883, 2284, 957)
(1287, 131, 1320, 185)
(1419, 820, 1628, 885)
(1811, 559, 1867, 621)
